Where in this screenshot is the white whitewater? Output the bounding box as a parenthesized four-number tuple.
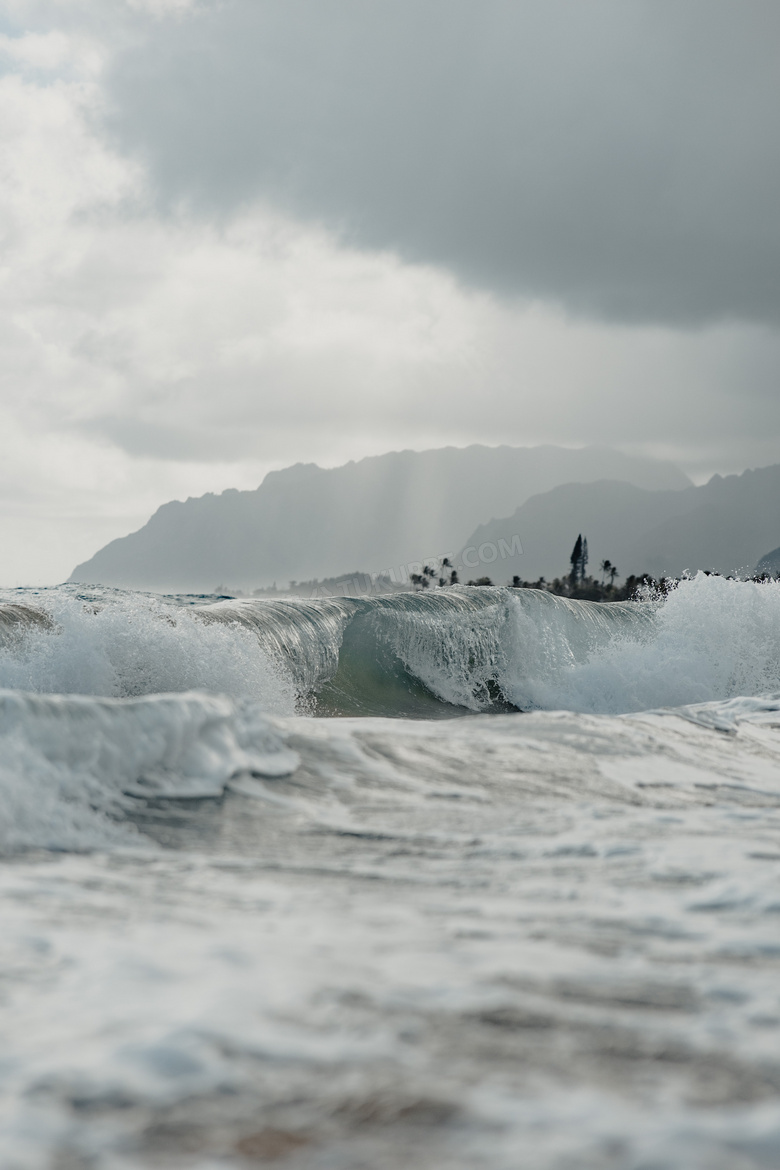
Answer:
(0, 575, 779, 1168)
(3, 574, 780, 716)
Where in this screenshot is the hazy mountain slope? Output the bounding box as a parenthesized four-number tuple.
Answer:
(69, 445, 689, 591)
(757, 546, 780, 575)
(457, 464, 780, 584)
(458, 480, 695, 584)
(635, 468, 780, 578)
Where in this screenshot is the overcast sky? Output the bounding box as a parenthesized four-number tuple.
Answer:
(1, 0, 779, 584)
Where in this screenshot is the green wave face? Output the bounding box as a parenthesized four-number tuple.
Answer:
(6, 577, 780, 717)
(196, 588, 654, 718)
(312, 612, 484, 718)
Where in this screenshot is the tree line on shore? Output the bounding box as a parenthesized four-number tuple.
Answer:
(229, 534, 778, 601)
(505, 533, 663, 601)
(411, 534, 778, 601)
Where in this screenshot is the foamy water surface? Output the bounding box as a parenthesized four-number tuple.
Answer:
(1, 577, 780, 1168)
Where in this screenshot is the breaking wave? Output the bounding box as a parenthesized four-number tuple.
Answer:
(0, 588, 296, 713)
(2, 576, 780, 852)
(2, 575, 780, 718)
(508, 572, 780, 713)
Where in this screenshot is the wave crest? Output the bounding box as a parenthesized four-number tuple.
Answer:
(3, 575, 780, 719)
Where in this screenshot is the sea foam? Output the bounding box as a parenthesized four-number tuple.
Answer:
(505, 573, 780, 714)
(0, 689, 298, 852)
(0, 587, 296, 711)
(3, 575, 780, 721)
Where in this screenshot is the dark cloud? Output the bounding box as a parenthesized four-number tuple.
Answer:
(105, 0, 780, 327)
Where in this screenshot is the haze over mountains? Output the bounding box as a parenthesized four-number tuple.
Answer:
(70, 445, 689, 592)
(460, 464, 780, 584)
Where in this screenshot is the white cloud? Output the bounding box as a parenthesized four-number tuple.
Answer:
(0, 5, 778, 585)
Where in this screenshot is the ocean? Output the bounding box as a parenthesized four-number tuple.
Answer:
(1, 575, 780, 1169)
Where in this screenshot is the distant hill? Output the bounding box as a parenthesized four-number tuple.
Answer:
(756, 546, 780, 576)
(69, 445, 689, 592)
(456, 464, 780, 584)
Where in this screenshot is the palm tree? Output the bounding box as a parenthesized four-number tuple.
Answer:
(600, 559, 612, 584)
(608, 563, 619, 586)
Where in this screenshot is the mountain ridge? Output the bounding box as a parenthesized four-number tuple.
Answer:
(69, 444, 690, 591)
(456, 464, 780, 584)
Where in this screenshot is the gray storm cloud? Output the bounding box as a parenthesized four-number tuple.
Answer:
(0, 0, 778, 585)
(106, 0, 780, 327)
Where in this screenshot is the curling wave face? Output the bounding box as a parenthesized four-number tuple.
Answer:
(1, 574, 779, 856)
(3, 575, 780, 717)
